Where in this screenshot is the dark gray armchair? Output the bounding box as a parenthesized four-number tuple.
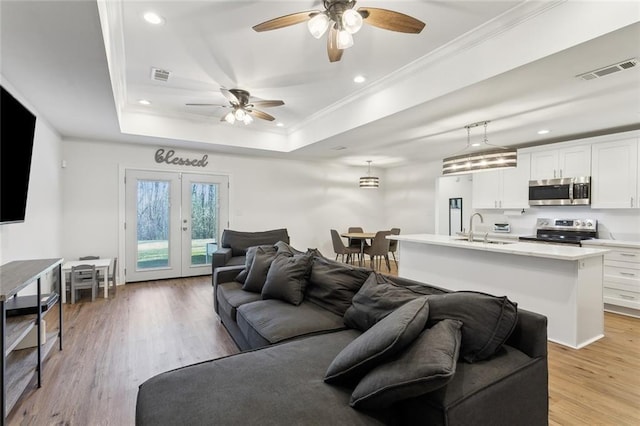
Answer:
(211, 228, 290, 273)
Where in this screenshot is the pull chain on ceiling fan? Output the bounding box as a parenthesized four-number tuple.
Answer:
(186, 88, 284, 125)
(253, 0, 426, 62)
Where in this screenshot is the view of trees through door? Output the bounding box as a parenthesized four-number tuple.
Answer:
(136, 181, 219, 268)
(124, 170, 229, 282)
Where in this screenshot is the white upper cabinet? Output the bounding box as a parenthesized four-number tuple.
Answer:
(472, 153, 530, 209)
(591, 138, 639, 209)
(530, 144, 591, 180)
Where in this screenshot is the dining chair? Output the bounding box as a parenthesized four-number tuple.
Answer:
(363, 230, 392, 272)
(331, 229, 360, 264)
(389, 228, 401, 266)
(347, 226, 368, 263)
(70, 264, 98, 304)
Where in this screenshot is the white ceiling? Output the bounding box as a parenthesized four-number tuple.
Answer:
(1, 1, 639, 168)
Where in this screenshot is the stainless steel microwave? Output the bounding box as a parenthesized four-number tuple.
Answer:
(528, 177, 591, 206)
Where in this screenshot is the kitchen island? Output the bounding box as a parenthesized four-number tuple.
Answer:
(389, 234, 609, 349)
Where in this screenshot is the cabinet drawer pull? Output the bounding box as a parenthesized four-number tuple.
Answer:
(619, 294, 637, 300)
(619, 272, 636, 277)
(620, 253, 637, 257)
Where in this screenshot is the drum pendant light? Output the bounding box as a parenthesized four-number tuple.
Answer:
(359, 160, 379, 188)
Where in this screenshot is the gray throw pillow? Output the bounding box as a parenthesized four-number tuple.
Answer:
(343, 273, 445, 331)
(325, 297, 429, 385)
(274, 240, 304, 256)
(306, 256, 372, 316)
(427, 291, 518, 363)
(242, 246, 278, 293)
(350, 319, 463, 410)
(261, 252, 313, 305)
(235, 245, 275, 284)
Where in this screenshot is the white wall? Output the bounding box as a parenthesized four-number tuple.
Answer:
(383, 160, 442, 235)
(0, 79, 63, 293)
(436, 175, 474, 235)
(61, 139, 389, 269)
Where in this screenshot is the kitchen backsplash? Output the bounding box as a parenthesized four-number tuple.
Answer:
(475, 206, 640, 242)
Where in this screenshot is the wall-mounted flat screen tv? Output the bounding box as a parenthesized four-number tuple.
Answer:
(1, 85, 37, 224)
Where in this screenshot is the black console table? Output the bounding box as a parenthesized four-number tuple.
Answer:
(0, 258, 63, 424)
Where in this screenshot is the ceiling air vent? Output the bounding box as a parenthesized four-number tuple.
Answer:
(151, 67, 171, 82)
(577, 58, 638, 81)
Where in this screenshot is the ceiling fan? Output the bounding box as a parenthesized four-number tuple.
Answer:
(186, 88, 284, 125)
(252, 0, 426, 62)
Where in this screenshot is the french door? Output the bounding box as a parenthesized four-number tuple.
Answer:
(124, 169, 229, 282)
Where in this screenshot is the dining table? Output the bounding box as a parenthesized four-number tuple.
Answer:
(61, 258, 112, 303)
(340, 232, 376, 266)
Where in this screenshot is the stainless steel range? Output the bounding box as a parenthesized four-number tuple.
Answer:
(519, 218, 597, 246)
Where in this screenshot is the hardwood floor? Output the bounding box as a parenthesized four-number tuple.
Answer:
(8, 268, 640, 425)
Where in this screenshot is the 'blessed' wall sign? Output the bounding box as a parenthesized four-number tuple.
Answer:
(155, 149, 209, 168)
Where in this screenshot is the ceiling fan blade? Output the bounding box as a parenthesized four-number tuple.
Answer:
(327, 25, 343, 63)
(248, 109, 276, 121)
(253, 11, 319, 32)
(220, 88, 240, 106)
(251, 100, 284, 108)
(358, 8, 426, 33)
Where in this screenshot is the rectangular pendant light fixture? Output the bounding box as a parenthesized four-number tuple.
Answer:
(442, 120, 517, 175)
(442, 149, 517, 175)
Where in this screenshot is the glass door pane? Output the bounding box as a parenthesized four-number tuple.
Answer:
(136, 179, 170, 269)
(181, 173, 229, 277)
(125, 170, 181, 282)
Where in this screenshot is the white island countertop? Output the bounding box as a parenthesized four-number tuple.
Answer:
(388, 234, 609, 261)
(581, 239, 640, 249)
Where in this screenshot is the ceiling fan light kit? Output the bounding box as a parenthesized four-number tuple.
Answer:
(442, 121, 518, 176)
(360, 160, 379, 188)
(186, 88, 283, 125)
(253, 0, 425, 62)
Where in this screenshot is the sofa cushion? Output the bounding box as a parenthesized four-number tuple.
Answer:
(216, 281, 263, 321)
(242, 246, 278, 293)
(306, 257, 372, 316)
(325, 296, 429, 385)
(262, 252, 313, 305)
(344, 273, 444, 331)
(136, 330, 391, 426)
(350, 318, 463, 410)
(274, 240, 304, 255)
(221, 228, 290, 257)
(427, 291, 518, 363)
(236, 300, 346, 347)
(236, 245, 275, 284)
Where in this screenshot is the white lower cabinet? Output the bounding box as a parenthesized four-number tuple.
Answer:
(585, 243, 640, 317)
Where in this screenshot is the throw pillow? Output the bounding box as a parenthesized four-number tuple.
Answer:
(235, 245, 275, 284)
(325, 296, 429, 385)
(274, 240, 304, 256)
(350, 319, 463, 410)
(343, 273, 445, 331)
(306, 256, 372, 316)
(242, 246, 278, 293)
(261, 252, 314, 305)
(427, 291, 518, 363)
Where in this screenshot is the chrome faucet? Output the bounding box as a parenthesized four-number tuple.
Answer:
(468, 212, 484, 242)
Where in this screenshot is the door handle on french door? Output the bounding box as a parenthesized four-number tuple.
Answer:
(182, 227, 188, 231)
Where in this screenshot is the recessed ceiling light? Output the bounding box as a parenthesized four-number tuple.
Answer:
(143, 12, 165, 25)
(537, 129, 550, 135)
(138, 99, 151, 105)
(332, 146, 347, 151)
(276, 122, 284, 127)
(353, 75, 366, 83)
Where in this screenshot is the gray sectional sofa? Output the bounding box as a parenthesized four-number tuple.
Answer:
(137, 244, 549, 425)
(211, 228, 290, 270)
